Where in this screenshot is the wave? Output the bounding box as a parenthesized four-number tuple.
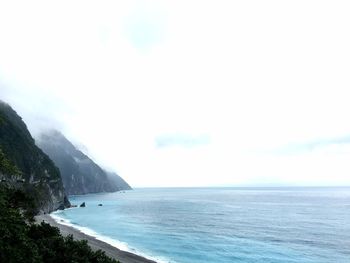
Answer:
(50, 211, 172, 263)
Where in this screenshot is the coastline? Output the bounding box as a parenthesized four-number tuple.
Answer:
(35, 214, 157, 263)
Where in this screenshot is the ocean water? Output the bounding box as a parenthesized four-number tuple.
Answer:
(53, 187, 350, 263)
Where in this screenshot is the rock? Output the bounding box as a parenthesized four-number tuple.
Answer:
(80, 202, 86, 207)
(57, 203, 65, 210)
(98, 204, 103, 206)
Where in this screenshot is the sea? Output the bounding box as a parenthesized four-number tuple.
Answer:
(52, 187, 350, 263)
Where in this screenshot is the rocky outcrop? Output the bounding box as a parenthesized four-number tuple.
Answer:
(37, 130, 131, 195)
(0, 101, 70, 213)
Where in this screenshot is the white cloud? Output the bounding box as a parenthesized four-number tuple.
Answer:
(1, 0, 350, 186)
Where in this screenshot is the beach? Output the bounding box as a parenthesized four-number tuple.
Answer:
(35, 214, 157, 263)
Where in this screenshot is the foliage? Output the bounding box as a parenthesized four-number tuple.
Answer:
(0, 102, 61, 183)
(0, 147, 21, 176)
(0, 113, 4, 125)
(0, 102, 113, 262)
(0, 101, 70, 212)
(0, 186, 41, 263)
(0, 186, 119, 263)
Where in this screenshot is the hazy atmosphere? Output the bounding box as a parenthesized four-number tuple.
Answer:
(1, 0, 350, 187)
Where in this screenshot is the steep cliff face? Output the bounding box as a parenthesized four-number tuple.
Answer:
(0, 101, 70, 213)
(37, 130, 131, 195)
(106, 171, 132, 191)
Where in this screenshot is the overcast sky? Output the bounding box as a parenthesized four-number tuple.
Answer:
(1, 0, 350, 187)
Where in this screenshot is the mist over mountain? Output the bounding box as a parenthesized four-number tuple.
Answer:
(106, 171, 132, 192)
(37, 130, 131, 195)
(0, 101, 70, 212)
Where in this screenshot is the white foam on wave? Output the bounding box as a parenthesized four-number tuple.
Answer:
(50, 211, 173, 263)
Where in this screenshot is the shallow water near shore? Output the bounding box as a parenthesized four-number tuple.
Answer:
(53, 187, 350, 263)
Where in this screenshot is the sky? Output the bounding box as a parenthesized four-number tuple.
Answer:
(1, 0, 350, 187)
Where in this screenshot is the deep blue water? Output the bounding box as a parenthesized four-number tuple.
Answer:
(53, 187, 350, 263)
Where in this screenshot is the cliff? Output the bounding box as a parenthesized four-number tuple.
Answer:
(106, 171, 132, 191)
(37, 130, 131, 195)
(0, 101, 70, 213)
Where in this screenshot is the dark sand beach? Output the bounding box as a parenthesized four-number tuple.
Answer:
(35, 214, 157, 263)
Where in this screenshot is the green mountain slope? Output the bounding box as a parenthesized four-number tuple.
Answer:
(0, 101, 70, 213)
(37, 130, 131, 195)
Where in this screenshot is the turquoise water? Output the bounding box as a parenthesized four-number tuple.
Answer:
(53, 187, 350, 263)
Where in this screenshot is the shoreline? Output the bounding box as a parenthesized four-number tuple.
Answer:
(35, 214, 157, 263)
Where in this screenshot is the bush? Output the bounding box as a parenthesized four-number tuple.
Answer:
(0, 186, 119, 263)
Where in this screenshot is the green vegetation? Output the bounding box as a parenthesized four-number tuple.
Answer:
(0, 147, 21, 176)
(0, 185, 119, 263)
(0, 101, 119, 262)
(0, 113, 4, 125)
(0, 102, 61, 183)
(0, 101, 70, 212)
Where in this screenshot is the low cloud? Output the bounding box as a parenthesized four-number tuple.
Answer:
(155, 134, 210, 148)
(1, 1, 350, 186)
